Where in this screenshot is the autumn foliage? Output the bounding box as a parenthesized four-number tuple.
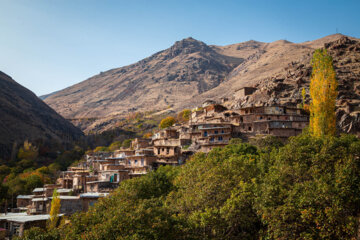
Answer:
(49, 188, 61, 229)
(309, 49, 338, 137)
(159, 116, 176, 129)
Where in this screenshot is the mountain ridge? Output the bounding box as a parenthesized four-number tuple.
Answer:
(43, 34, 360, 133)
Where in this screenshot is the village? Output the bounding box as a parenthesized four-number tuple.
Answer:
(0, 93, 309, 238)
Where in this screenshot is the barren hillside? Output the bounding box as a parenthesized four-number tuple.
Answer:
(0, 72, 83, 158)
(43, 34, 360, 133)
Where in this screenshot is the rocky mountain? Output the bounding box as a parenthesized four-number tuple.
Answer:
(0, 71, 84, 158)
(44, 37, 242, 118)
(43, 34, 360, 134)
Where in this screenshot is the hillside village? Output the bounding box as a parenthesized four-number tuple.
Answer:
(0, 99, 309, 238)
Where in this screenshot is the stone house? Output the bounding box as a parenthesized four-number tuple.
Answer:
(86, 181, 118, 193)
(16, 195, 34, 209)
(196, 123, 233, 152)
(125, 149, 157, 178)
(131, 138, 152, 150)
(0, 213, 63, 238)
(234, 87, 257, 99)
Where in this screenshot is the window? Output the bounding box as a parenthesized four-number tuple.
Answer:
(221, 130, 224, 133)
(166, 148, 169, 154)
(210, 137, 214, 142)
(141, 159, 144, 166)
(128, 160, 131, 165)
(204, 131, 208, 137)
(157, 148, 160, 154)
(248, 126, 252, 131)
(259, 116, 263, 120)
(214, 130, 218, 134)
(135, 160, 138, 165)
(218, 136, 223, 141)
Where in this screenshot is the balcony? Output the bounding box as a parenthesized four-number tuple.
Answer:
(198, 125, 231, 130)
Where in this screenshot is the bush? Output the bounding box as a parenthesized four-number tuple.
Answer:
(93, 146, 109, 152)
(177, 109, 191, 122)
(122, 139, 132, 149)
(108, 141, 122, 151)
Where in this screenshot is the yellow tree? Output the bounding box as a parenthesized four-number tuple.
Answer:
(309, 49, 338, 137)
(301, 88, 306, 105)
(48, 189, 61, 229)
(159, 116, 176, 129)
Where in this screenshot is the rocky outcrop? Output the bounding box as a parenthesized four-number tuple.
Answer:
(232, 36, 360, 134)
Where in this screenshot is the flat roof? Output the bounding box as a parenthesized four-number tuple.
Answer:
(32, 188, 45, 193)
(80, 193, 109, 198)
(49, 196, 79, 200)
(56, 189, 73, 193)
(86, 180, 111, 184)
(100, 170, 124, 172)
(127, 154, 155, 158)
(0, 212, 27, 220)
(17, 195, 35, 199)
(3, 214, 64, 223)
(32, 198, 48, 202)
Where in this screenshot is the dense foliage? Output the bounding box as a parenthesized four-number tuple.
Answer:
(0, 142, 85, 211)
(20, 133, 360, 239)
(309, 49, 338, 137)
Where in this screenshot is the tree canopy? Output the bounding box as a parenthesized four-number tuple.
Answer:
(159, 116, 176, 129)
(20, 133, 360, 239)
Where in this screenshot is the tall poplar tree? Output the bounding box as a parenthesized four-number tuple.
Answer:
(48, 189, 61, 229)
(309, 49, 338, 137)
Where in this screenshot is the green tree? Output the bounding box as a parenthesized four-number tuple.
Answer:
(122, 139, 132, 149)
(108, 141, 122, 151)
(17, 140, 38, 161)
(257, 133, 360, 239)
(309, 49, 338, 137)
(177, 109, 191, 122)
(159, 116, 176, 129)
(23, 174, 43, 193)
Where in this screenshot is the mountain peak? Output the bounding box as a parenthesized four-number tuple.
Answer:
(169, 37, 212, 57)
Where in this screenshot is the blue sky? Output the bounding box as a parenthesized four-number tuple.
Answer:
(0, 0, 359, 96)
